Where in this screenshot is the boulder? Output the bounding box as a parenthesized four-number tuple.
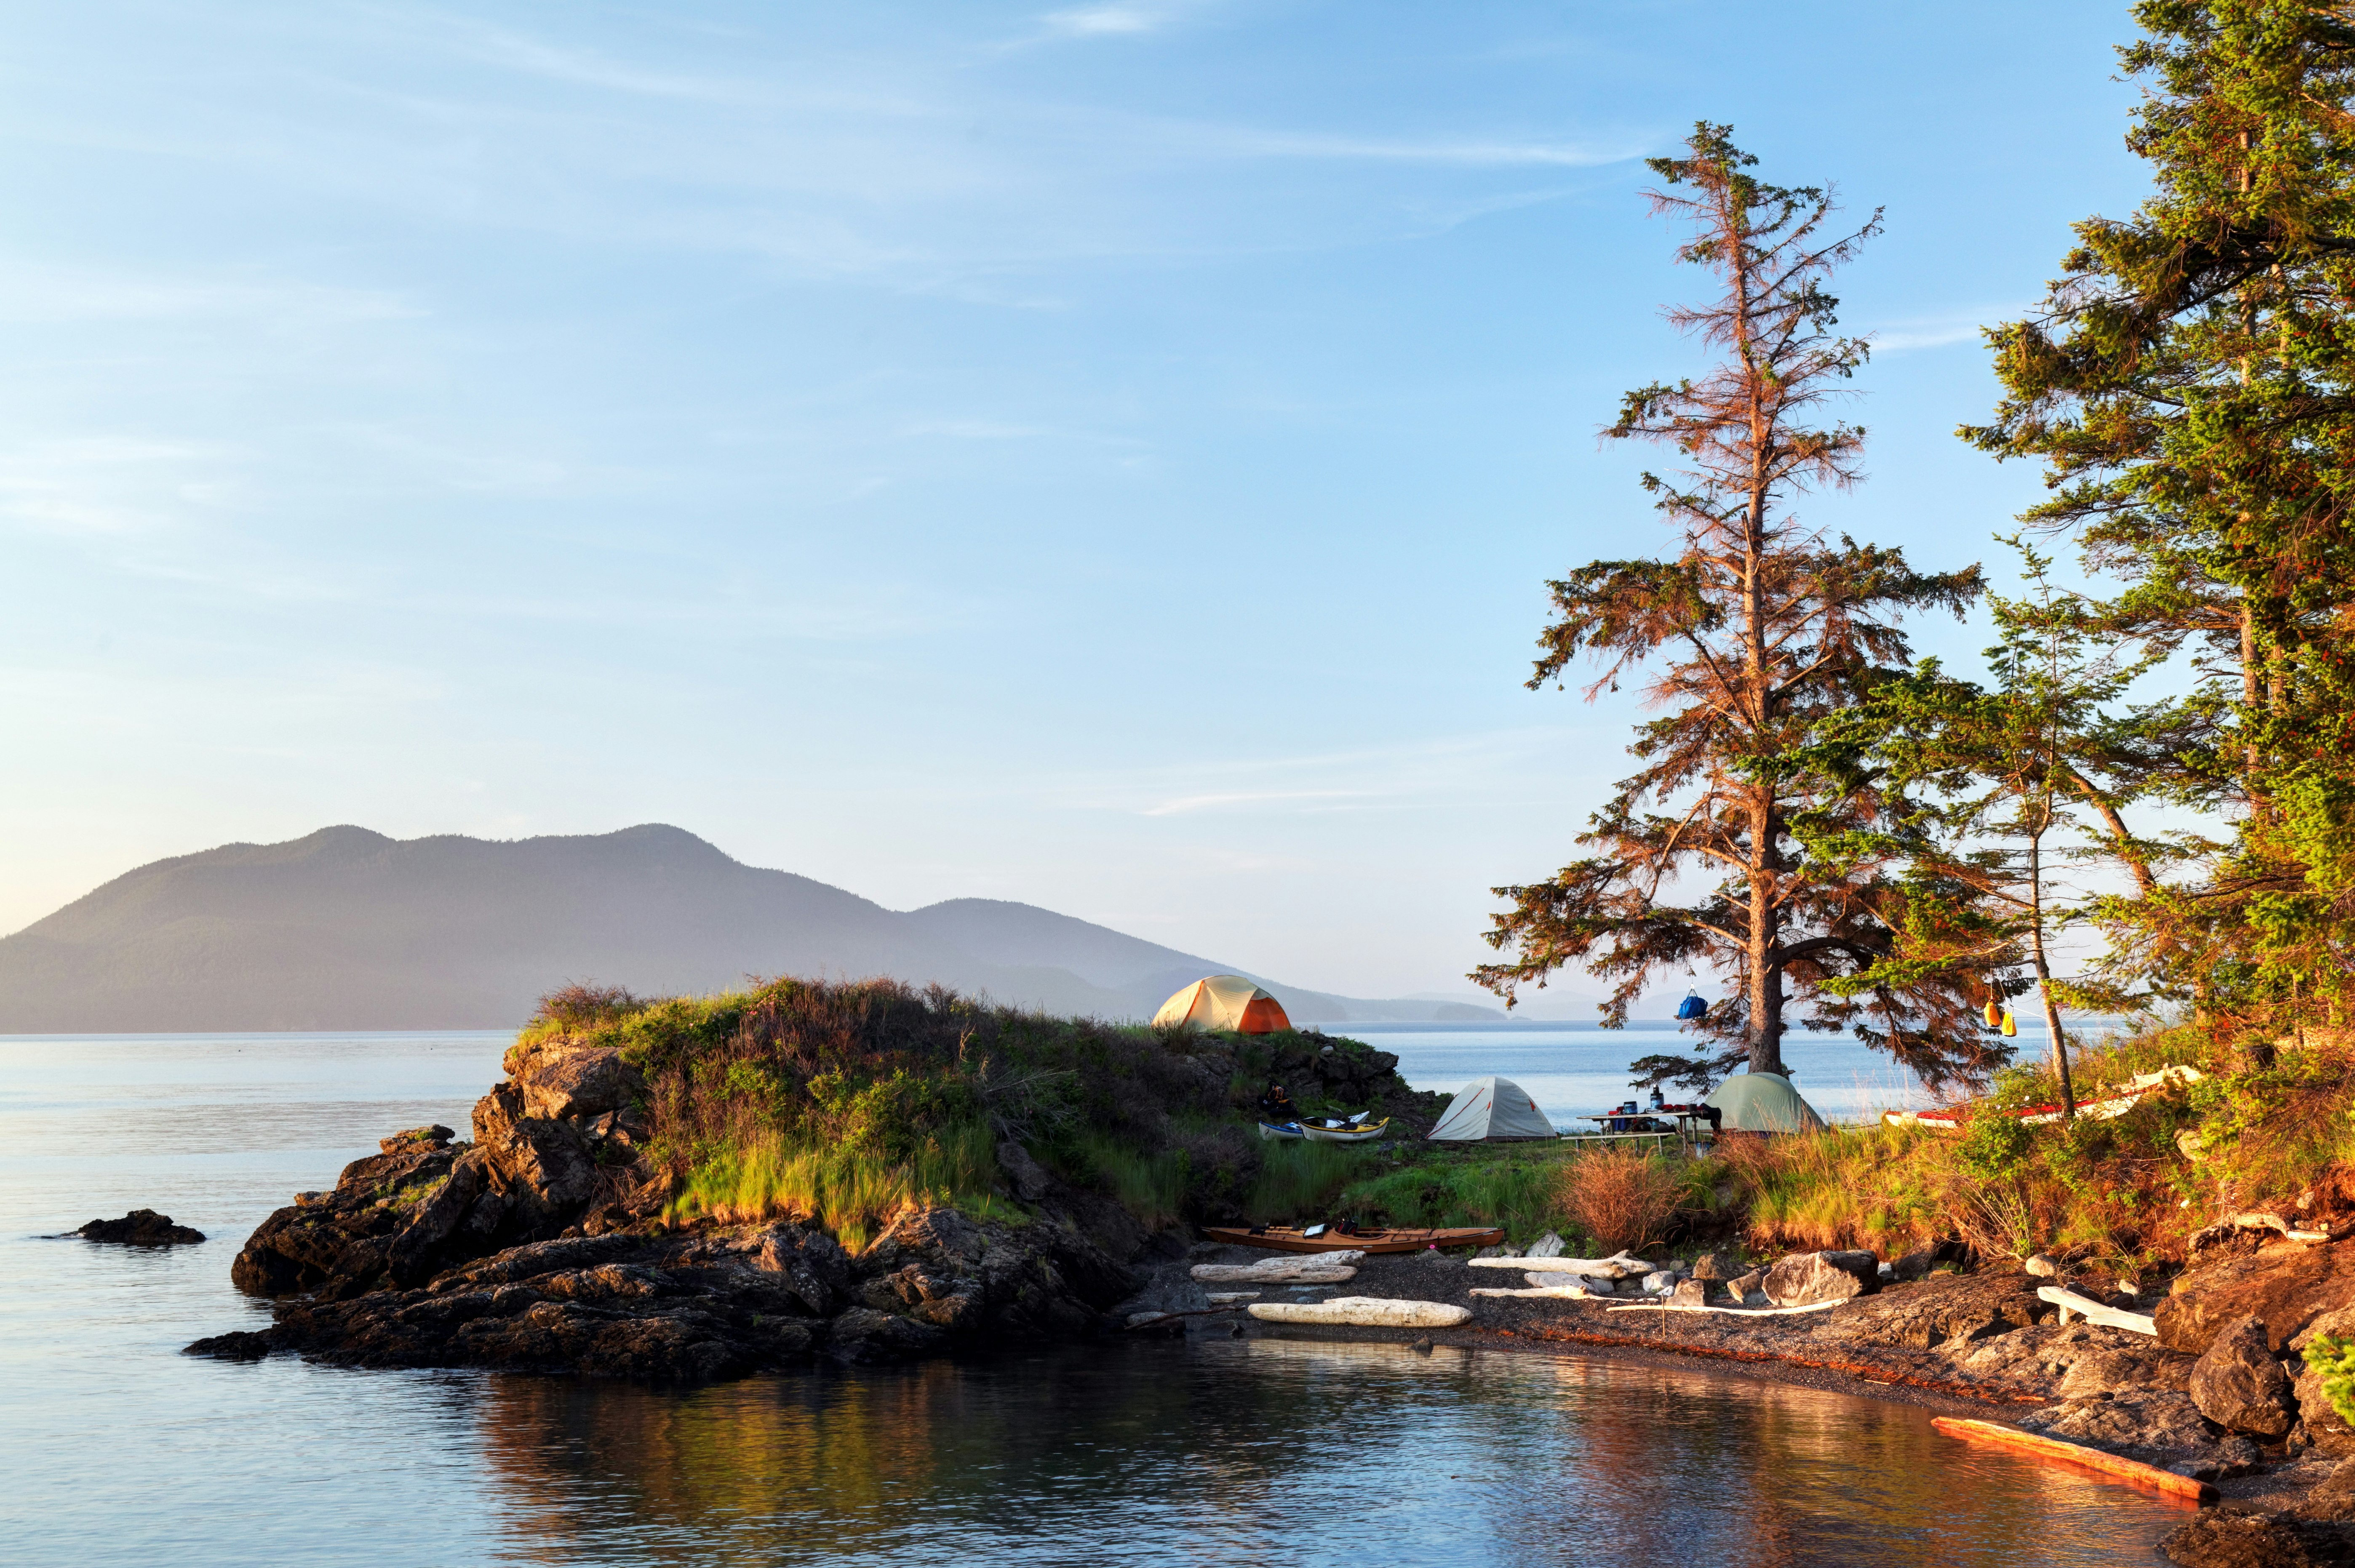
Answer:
(995, 1140, 1052, 1203)
(75, 1209, 205, 1245)
(511, 1046, 645, 1123)
(379, 1125, 454, 1154)
(1836, 1271, 2048, 1350)
(1727, 1269, 1765, 1301)
(1690, 1250, 1738, 1283)
(827, 1307, 948, 1363)
(2157, 1240, 2355, 1355)
(2024, 1253, 2059, 1277)
(1640, 1269, 1676, 1295)
(1526, 1232, 1567, 1259)
(1892, 1247, 1937, 1283)
(2159, 1506, 2355, 1567)
(1762, 1250, 1881, 1307)
(1668, 1278, 1711, 1308)
(2189, 1315, 2298, 1438)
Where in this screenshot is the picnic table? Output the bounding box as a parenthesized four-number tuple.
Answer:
(1560, 1107, 1719, 1149)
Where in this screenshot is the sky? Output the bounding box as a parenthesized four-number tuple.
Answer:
(0, 2, 2161, 1005)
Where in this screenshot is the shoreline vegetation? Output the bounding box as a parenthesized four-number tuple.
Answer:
(193, 989, 2355, 1497)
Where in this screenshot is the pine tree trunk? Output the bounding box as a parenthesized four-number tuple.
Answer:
(2028, 835, 2074, 1118)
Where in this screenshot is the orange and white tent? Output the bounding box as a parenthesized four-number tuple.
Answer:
(1152, 975, 1291, 1034)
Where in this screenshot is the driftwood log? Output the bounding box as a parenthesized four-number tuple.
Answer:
(2036, 1285, 2157, 1336)
(1249, 1297, 1471, 1328)
(1469, 1251, 1651, 1279)
(1191, 1261, 1359, 1284)
(1932, 1416, 2215, 1502)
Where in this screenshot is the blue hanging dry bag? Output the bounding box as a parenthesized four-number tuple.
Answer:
(1675, 992, 1706, 1021)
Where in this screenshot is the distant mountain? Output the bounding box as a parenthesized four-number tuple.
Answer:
(0, 824, 1505, 1033)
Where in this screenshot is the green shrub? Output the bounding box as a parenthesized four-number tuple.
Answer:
(2305, 1335, 2355, 1428)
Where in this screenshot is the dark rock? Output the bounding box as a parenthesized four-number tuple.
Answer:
(996, 1139, 1052, 1203)
(2059, 1345, 2195, 1397)
(2190, 1315, 2299, 1439)
(2019, 1389, 2259, 1473)
(1892, 1248, 1936, 1283)
(2159, 1506, 2355, 1567)
(379, 1125, 454, 1154)
(2157, 1241, 2355, 1355)
(508, 1043, 646, 1123)
(1690, 1250, 1738, 1283)
(1726, 1269, 1765, 1301)
(75, 1209, 205, 1245)
(827, 1307, 947, 1363)
(1833, 1269, 2043, 1349)
(183, 1329, 276, 1360)
(1762, 1250, 1880, 1307)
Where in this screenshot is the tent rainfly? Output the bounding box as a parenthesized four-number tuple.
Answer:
(1152, 975, 1291, 1035)
(1426, 1075, 1557, 1141)
(1704, 1072, 1827, 1134)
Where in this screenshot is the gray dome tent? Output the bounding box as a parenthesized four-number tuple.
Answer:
(1704, 1071, 1826, 1134)
(1427, 1075, 1557, 1141)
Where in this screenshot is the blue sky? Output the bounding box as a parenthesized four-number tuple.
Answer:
(0, 2, 2155, 1003)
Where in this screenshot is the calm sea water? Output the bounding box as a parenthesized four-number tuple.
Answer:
(1348, 1019, 2068, 1126)
(0, 1032, 2176, 1566)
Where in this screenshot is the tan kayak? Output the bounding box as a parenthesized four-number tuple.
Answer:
(1200, 1224, 1503, 1255)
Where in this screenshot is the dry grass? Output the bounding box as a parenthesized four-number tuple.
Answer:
(1556, 1146, 1681, 1252)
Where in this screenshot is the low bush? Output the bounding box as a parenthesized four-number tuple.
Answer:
(1557, 1146, 1681, 1252)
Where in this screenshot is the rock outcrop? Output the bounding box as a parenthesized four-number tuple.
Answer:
(2158, 1241, 2355, 1355)
(74, 1209, 205, 1245)
(1762, 1249, 1880, 1307)
(2189, 1315, 2299, 1439)
(1832, 1268, 2043, 1349)
(198, 1039, 1143, 1381)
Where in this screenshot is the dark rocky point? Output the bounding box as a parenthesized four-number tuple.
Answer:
(75, 1209, 205, 1245)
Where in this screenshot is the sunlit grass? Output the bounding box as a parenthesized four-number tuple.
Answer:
(667, 1120, 1026, 1253)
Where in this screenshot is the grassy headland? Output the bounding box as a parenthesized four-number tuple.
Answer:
(520, 978, 1435, 1249)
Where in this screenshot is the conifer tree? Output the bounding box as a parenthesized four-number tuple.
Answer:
(1806, 543, 2170, 1117)
(1965, 1, 2355, 1050)
(1474, 125, 1992, 1091)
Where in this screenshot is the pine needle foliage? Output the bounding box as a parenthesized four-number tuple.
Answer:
(1965, 2, 2355, 1055)
(1475, 123, 1988, 1091)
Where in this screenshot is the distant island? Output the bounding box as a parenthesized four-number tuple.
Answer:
(0, 824, 1517, 1032)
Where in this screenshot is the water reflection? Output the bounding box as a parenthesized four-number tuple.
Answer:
(467, 1339, 2182, 1568)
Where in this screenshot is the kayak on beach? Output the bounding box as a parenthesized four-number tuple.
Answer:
(1200, 1223, 1504, 1255)
(1300, 1117, 1389, 1144)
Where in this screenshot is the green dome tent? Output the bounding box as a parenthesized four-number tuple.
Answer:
(1704, 1071, 1826, 1134)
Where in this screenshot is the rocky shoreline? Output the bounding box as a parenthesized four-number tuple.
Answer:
(184, 1029, 2355, 1563)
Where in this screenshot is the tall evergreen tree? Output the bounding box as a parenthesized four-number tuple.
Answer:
(1474, 125, 1992, 1091)
(1965, 1, 2355, 1051)
(1805, 543, 2171, 1117)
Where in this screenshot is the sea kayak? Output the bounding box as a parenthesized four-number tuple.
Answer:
(1199, 1224, 1504, 1255)
(1300, 1117, 1389, 1144)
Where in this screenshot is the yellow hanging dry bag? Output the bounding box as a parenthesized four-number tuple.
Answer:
(1983, 1000, 2002, 1029)
(2000, 1009, 2018, 1037)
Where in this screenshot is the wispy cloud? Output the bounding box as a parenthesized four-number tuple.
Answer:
(1141, 787, 1374, 816)
(1042, 5, 1169, 37)
(1867, 306, 2021, 354)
